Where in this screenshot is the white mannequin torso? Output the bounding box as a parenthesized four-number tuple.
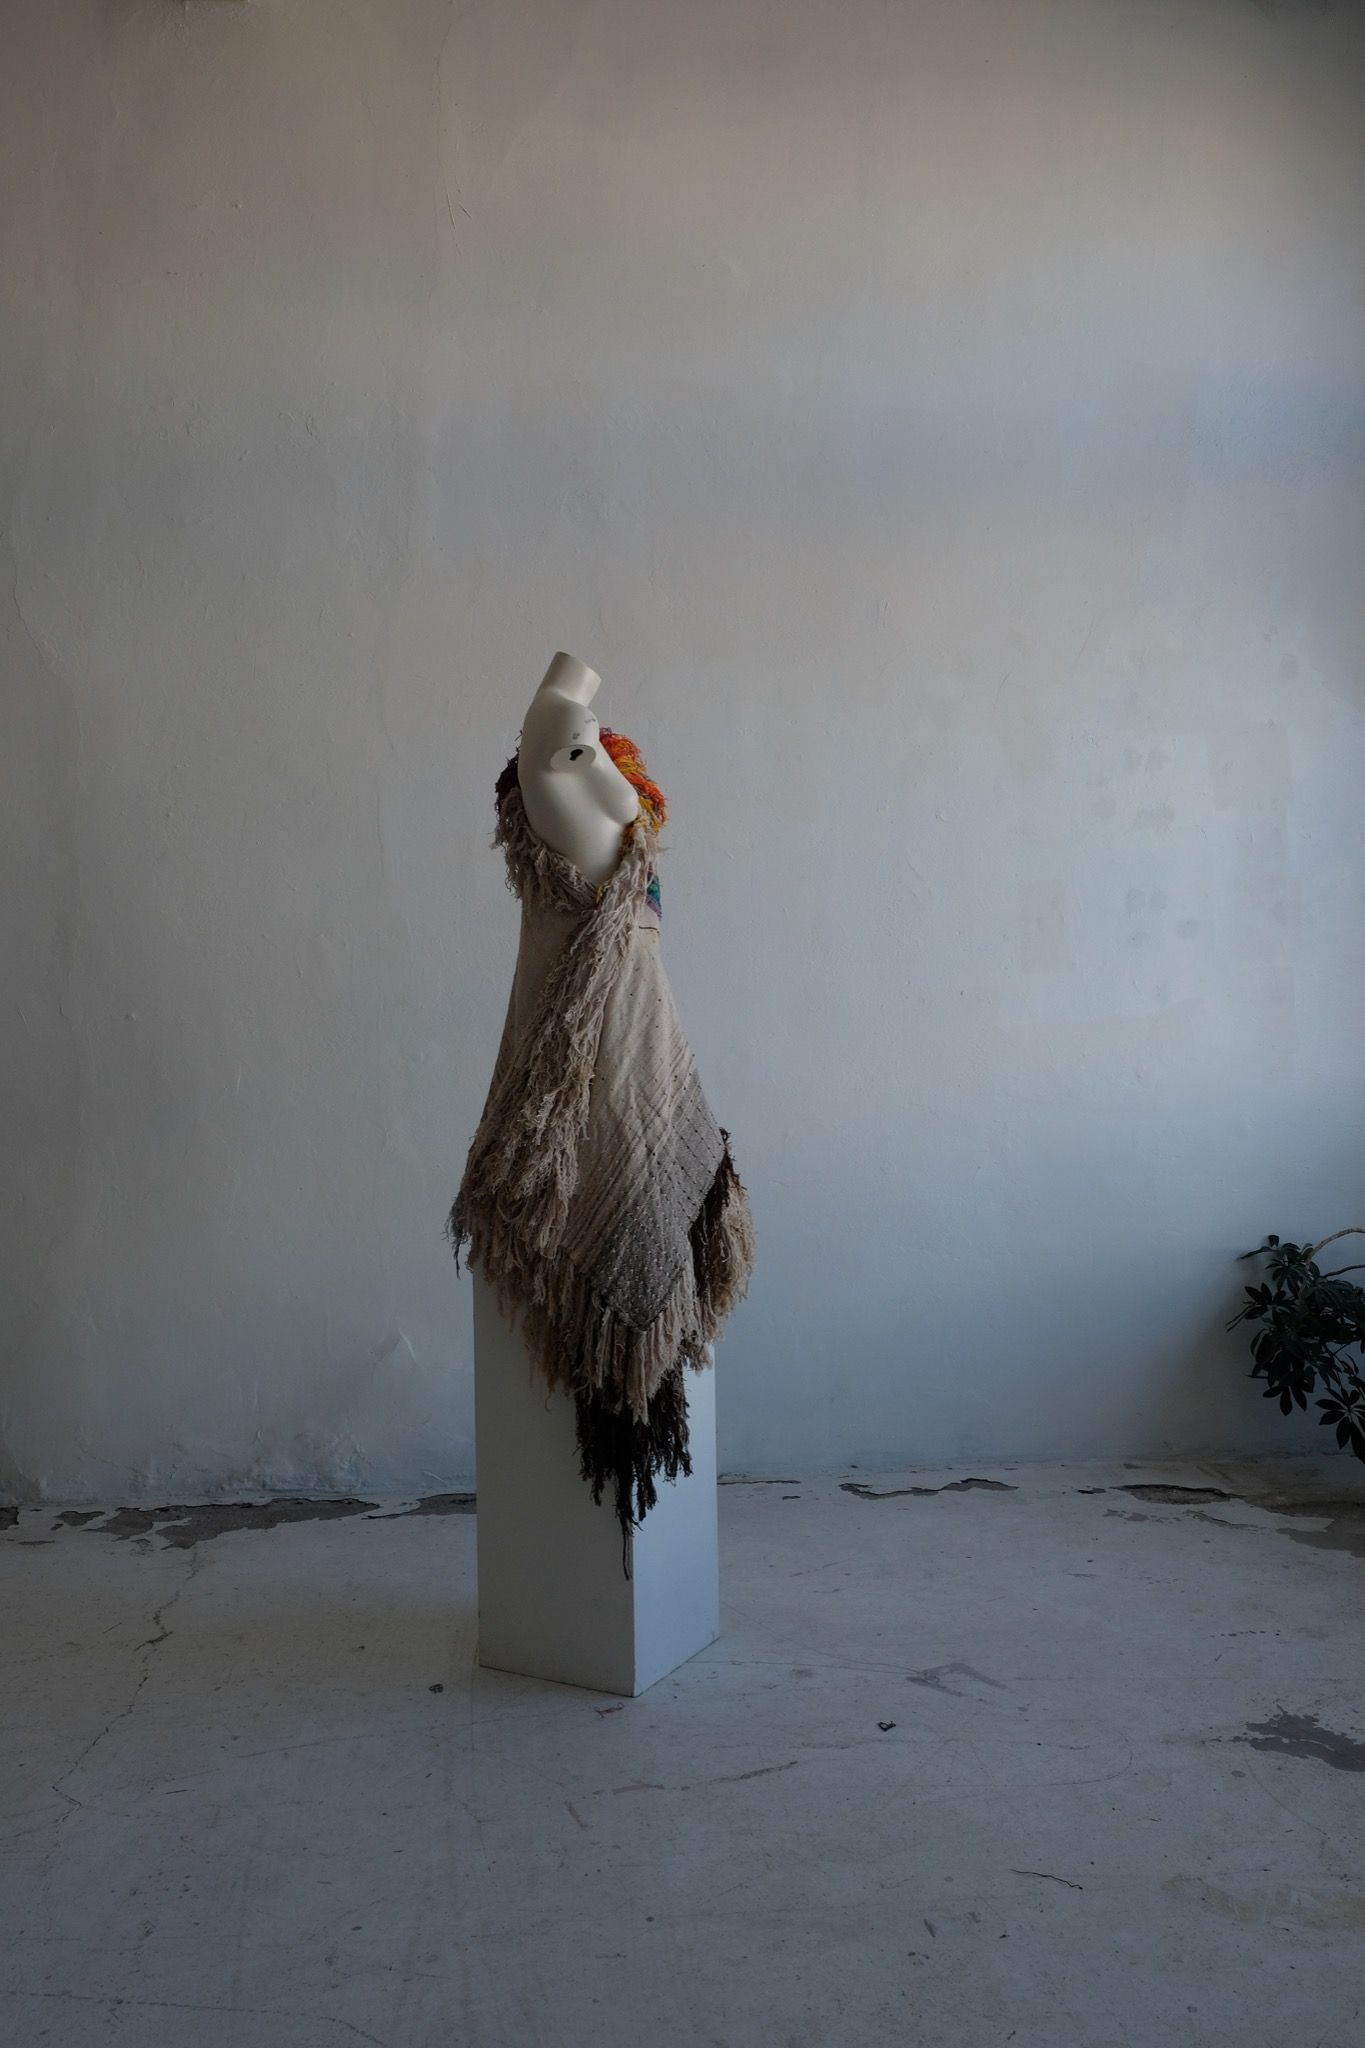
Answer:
(517, 653, 639, 885)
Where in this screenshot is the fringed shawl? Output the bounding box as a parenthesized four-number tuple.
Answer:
(447, 744, 754, 1556)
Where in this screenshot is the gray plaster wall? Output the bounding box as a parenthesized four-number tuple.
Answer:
(2, 0, 1363, 1501)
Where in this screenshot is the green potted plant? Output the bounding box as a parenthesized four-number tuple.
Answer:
(1229, 1231, 1365, 1463)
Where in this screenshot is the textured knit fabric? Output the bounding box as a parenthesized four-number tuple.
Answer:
(447, 747, 754, 1551)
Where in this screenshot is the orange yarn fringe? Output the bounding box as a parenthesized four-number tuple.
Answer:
(600, 729, 668, 829)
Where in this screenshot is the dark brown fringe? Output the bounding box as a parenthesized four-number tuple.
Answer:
(574, 1364, 693, 1577)
(691, 1133, 749, 1320)
(449, 1130, 752, 1577)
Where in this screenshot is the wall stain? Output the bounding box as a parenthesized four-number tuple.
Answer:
(1233, 1710, 1365, 1773)
(1247, 2, 1340, 21)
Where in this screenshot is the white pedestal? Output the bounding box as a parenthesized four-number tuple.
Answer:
(472, 1272, 720, 1696)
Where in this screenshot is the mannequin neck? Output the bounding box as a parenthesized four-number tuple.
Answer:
(516, 656, 640, 885)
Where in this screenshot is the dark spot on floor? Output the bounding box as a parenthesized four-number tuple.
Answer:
(841, 1477, 1016, 1500)
(393, 1493, 476, 1518)
(0, 1505, 18, 1531)
(1094, 1485, 1365, 1558)
(1120, 1484, 1236, 1504)
(1270, 1502, 1365, 1561)
(1189, 1509, 1269, 1535)
(27, 1492, 482, 1547)
(97, 1499, 382, 1546)
(1234, 1710, 1365, 1773)
(1266, 1499, 1365, 1517)
(718, 1476, 801, 1486)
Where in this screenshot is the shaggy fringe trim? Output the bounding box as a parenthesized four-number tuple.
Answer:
(575, 1368, 691, 1574)
(448, 1142, 753, 1414)
(447, 1142, 755, 1560)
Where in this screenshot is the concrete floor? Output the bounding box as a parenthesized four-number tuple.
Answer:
(3, 1456, 1364, 2048)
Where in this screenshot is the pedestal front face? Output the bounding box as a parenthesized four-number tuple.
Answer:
(472, 1273, 720, 1696)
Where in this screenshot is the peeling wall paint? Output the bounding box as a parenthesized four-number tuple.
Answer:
(2, 0, 1363, 1500)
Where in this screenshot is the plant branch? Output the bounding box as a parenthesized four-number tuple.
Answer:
(1307, 1228, 1365, 1257)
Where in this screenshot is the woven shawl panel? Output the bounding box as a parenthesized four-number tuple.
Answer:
(448, 764, 754, 1543)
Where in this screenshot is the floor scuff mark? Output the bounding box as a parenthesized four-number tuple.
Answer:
(1163, 1874, 1365, 1933)
(906, 1660, 1009, 1698)
(1012, 1868, 1084, 1890)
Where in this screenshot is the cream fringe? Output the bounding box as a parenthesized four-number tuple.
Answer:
(455, 1141, 755, 1423)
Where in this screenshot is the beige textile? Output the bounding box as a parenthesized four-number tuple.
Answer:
(448, 783, 754, 1428)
